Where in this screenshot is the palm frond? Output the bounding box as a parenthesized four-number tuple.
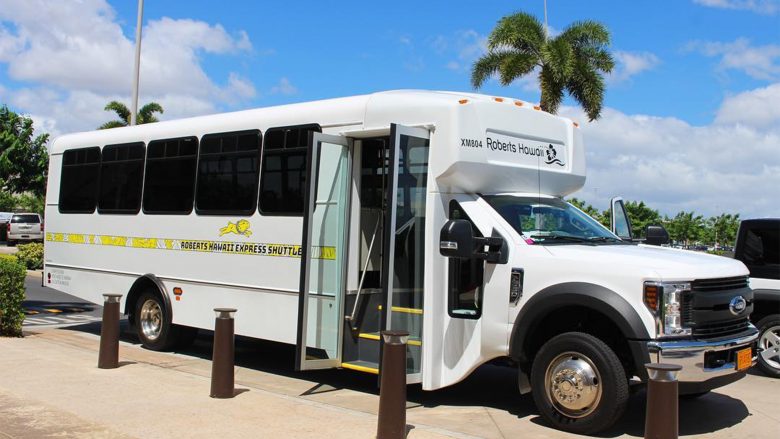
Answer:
(539, 67, 565, 115)
(541, 37, 575, 83)
(567, 60, 606, 121)
(488, 12, 545, 54)
(103, 101, 131, 124)
(559, 20, 611, 49)
(497, 52, 539, 86)
(576, 46, 615, 73)
(471, 51, 512, 89)
(98, 120, 127, 130)
(138, 102, 164, 124)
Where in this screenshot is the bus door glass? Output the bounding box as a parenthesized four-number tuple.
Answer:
(381, 124, 430, 378)
(296, 133, 352, 370)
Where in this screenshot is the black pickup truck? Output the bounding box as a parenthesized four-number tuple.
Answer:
(734, 218, 780, 377)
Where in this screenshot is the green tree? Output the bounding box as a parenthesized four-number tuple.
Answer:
(99, 101, 164, 129)
(667, 211, 705, 246)
(0, 106, 49, 198)
(471, 11, 614, 120)
(567, 197, 608, 226)
(624, 201, 662, 239)
(704, 213, 740, 247)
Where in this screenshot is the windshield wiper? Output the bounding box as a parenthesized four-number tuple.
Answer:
(529, 234, 590, 243)
(586, 236, 623, 242)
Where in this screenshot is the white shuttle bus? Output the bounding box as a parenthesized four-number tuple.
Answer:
(44, 90, 758, 433)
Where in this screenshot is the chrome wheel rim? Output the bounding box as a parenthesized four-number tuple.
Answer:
(544, 351, 603, 419)
(140, 299, 163, 341)
(759, 325, 780, 371)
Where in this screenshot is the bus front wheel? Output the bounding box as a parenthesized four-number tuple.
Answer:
(530, 332, 628, 434)
(134, 291, 180, 351)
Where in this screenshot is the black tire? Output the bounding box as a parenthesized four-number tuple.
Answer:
(756, 314, 780, 378)
(133, 291, 180, 351)
(531, 332, 629, 434)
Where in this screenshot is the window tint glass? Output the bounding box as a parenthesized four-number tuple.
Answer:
(259, 124, 321, 215)
(98, 142, 145, 214)
(143, 136, 198, 214)
(448, 201, 484, 319)
(196, 130, 261, 215)
(743, 226, 780, 280)
(59, 147, 101, 213)
(11, 214, 40, 223)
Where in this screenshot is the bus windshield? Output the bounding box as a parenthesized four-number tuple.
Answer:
(483, 195, 622, 244)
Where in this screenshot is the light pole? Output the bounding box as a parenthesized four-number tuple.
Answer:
(130, 0, 144, 126)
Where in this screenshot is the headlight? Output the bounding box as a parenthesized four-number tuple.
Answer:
(643, 281, 692, 337)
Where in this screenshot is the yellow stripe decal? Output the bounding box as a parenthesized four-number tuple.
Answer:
(377, 305, 423, 315)
(341, 362, 379, 374)
(46, 232, 336, 260)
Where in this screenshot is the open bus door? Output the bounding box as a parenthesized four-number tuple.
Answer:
(296, 133, 352, 370)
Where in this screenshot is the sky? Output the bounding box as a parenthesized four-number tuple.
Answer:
(0, 0, 778, 219)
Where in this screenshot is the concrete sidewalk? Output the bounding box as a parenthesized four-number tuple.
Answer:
(0, 330, 454, 439)
(1, 327, 778, 438)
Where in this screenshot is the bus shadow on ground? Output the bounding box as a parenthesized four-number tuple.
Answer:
(63, 323, 750, 437)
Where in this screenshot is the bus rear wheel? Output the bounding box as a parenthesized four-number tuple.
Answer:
(530, 332, 628, 434)
(134, 292, 180, 351)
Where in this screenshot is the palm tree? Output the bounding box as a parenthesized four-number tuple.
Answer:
(99, 101, 164, 129)
(471, 12, 614, 121)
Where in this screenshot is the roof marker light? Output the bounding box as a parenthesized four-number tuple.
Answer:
(533, 105, 541, 111)
(494, 97, 504, 102)
(514, 101, 523, 107)
(458, 99, 469, 104)
(573, 121, 579, 127)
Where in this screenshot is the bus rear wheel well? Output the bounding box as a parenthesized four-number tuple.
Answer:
(125, 274, 170, 326)
(521, 306, 636, 380)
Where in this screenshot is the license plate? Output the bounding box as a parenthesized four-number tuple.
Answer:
(736, 347, 752, 371)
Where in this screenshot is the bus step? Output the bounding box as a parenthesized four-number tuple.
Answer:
(358, 332, 422, 347)
(341, 360, 379, 375)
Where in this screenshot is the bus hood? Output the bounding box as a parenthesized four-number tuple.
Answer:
(543, 244, 749, 280)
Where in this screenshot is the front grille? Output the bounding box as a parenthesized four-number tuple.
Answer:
(684, 276, 752, 339)
(692, 318, 750, 339)
(691, 276, 749, 291)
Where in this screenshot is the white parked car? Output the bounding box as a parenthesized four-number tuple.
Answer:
(6, 213, 43, 246)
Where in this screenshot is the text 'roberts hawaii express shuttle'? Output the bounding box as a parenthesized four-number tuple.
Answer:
(43, 90, 758, 434)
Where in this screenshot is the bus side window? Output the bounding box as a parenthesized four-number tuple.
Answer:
(143, 136, 198, 215)
(59, 146, 101, 213)
(98, 142, 146, 214)
(259, 124, 321, 216)
(448, 200, 485, 319)
(195, 130, 261, 215)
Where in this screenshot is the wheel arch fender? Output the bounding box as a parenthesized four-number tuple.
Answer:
(509, 282, 651, 363)
(125, 274, 172, 321)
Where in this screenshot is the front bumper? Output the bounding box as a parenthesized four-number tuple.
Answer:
(646, 325, 759, 385)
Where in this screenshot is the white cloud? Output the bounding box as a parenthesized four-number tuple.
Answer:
(687, 38, 780, 80)
(610, 51, 661, 83)
(560, 83, 780, 218)
(715, 83, 780, 129)
(693, 0, 780, 15)
(0, 0, 257, 136)
(270, 77, 298, 96)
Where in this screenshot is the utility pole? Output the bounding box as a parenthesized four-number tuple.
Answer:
(130, 0, 144, 126)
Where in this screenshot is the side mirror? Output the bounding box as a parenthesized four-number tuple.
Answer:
(439, 219, 475, 259)
(440, 220, 509, 264)
(644, 225, 670, 246)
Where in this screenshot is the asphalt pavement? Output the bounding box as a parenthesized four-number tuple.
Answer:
(23, 272, 105, 327)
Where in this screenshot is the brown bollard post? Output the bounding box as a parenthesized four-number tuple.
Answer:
(377, 330, 409, 439)
(97, 293, 123, 369)
(210, 308, 237, 399)
(644, 363, 683, 439)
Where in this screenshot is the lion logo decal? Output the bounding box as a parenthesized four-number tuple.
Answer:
(219, 219, 252, 237)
